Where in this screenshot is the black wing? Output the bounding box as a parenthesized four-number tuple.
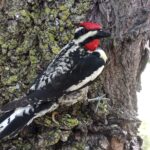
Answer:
(27, 48, 106, 104)
(26, 44, 89, 102)
(1, 49, 106, 112)
(64, 50, 106, 93)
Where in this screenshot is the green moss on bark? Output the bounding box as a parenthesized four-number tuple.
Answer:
(0, 0, 92, 149)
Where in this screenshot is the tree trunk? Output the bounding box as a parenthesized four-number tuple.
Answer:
(0, 0, 150, 149)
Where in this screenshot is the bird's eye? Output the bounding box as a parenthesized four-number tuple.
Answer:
(74, 28, 88, 39)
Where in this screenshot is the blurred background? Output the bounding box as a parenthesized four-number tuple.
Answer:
(138, 41, 150, 150)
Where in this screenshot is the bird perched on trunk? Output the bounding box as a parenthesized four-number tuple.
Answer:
(0, 22, 110, 139)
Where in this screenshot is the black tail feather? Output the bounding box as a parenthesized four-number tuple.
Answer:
(0, 110, 14, 123)
(0, 106, 34, 139)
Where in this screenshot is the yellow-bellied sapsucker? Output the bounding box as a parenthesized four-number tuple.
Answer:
(0, 22, 110, 139)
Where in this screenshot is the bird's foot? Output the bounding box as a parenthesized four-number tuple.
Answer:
(88, 94, 106, 102)
(87, 94, 110, 113)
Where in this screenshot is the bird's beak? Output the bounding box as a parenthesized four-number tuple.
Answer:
(98, 30, 111, 38)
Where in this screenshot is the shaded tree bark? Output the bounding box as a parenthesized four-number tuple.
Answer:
(0, 0, 150, 149)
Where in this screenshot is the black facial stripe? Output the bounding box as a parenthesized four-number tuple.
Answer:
(79, 34, 99, 46)
(92, 51, 100, 57)
(74, 28, 88, 39)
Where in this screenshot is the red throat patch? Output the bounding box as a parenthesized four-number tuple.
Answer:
(84, 39, 100, 51)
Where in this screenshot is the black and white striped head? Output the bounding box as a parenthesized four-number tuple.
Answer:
(74, 22, 110, 52)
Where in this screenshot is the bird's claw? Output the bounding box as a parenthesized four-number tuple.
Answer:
(87, 94, 106, 102)
(52, 111, 59, 125)
(87, 94, 110, 113)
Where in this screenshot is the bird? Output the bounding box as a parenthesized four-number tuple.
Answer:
(0, 22, 110, 139)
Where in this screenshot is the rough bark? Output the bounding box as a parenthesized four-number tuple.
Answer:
(0, 0, 150, 149)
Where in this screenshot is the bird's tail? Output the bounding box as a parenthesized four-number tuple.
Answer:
(0, 103, 35, 139)
(0, 97, 59, 139)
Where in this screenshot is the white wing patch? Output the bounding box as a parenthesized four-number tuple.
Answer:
(66, 66, 104, 92)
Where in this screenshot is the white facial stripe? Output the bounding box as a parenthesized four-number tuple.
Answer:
(74, 30, 98, 44)
(95, 49, 108, 63)
(75, 27, 84, 33)
(66, 66, 104, 92)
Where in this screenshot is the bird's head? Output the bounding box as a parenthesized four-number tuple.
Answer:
(74, 22, 110, 52)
